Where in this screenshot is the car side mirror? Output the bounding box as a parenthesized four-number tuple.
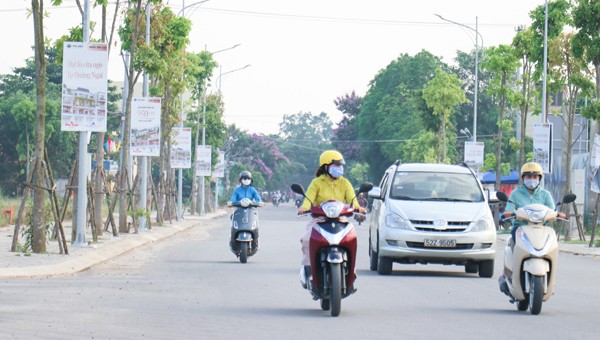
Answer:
(368, 186, 382, 200)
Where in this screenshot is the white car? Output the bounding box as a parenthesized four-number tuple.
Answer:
(368, 162, 496, 277)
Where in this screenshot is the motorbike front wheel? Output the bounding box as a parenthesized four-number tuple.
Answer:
(329, 263, 342, 317)
(529, 275, 544, 315)
(239, 242, 248, 263)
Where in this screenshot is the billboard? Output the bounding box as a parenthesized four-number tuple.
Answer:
(170, 127, 192, 169)
(61, 41, 109, 132)
(464, 141, 484, 169)
(130, 97, 161, 157)
(213, 150, 225, 178)
(533, 123, 553, 174)
(196, 145, 212, 177)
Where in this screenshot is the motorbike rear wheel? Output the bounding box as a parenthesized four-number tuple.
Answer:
(330, 263, 342, 317)
(239, 242, 248, 264)
(529, 275, 544, 315)
(320, 299, 330, 311)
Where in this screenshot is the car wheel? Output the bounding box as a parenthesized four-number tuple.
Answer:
(478, 260, 494, 278)
(377, 254, 392, 275)
(369, 236, 378, 271)
(465, 262, 478, 274)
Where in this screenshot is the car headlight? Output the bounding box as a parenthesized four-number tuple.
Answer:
(385, 213, 411, 230)
(321, 201, 344, 218)
(471, 217, 494, 232)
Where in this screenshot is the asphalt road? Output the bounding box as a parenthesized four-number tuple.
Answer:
(1, 202, 599, 339)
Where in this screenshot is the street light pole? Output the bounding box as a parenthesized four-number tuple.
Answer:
(212, 64, 250, 211)
(434, 14, 483, 142)
(541, 0, 549, 123)
(197, 45, 242, 215)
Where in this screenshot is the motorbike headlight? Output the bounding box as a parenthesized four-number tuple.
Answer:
(523, 207, 547, 223)
(471, 217, 494, 232)
(321, 201, 344, 218)
(385, 213, 411, 230)
(240, 198, 251, 207)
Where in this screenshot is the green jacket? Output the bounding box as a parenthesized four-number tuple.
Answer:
(505, 185, 555, 226)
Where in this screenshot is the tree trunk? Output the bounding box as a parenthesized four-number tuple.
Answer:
(564, 88, 578, 241)
(119, 0, 144, 233)
(191, 103, 200, 215)
(519, 59, 533, 167)
(32, 0, 47, 253)
(94, 136, 105, 237)
(441, 115, 447, 163)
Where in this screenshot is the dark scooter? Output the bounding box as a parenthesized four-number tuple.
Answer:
(291, 182, 372, 317)
(227, 198, 264, 263)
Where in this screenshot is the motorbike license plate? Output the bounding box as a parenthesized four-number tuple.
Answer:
(424, 239, 456, 248)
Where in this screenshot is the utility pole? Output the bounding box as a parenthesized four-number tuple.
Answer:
(74, 0, 91, 246)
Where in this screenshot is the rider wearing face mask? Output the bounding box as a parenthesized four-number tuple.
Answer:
(502, 162, 565, 242)
(297, 150, 366, 286)
(230, 171, 262, 202)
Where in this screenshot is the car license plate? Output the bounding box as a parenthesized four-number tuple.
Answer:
(424, 239, 456, 248)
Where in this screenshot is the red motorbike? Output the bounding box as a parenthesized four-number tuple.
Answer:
(291, 182, 372, 317)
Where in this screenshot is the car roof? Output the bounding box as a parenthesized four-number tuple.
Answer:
(394, 163, 473, 174)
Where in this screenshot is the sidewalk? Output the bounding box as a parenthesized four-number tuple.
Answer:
(496, 233, 600, 258)
(0, 210, 227, 279)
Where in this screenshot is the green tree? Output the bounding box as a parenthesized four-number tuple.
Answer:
(359, 50, 444, 179)
(549, 32, 595, 239)
(332, 91, 363, 162)
(278, 111, 333, 187)
(572, 0, 600, 121)
(184, 50, 218, 214)
(512, 27, 538, 167)
(529, 0, 572, 114)
(481, 44, 520, 190)
(423, 68, 468, 163)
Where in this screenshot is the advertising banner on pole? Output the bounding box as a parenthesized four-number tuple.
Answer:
(130, 97, 161, 157)
(590, 134, 600, 193)
(464, 142, 484, 169)
(213, 150, 225, 178)
(61, 41, 109, 132)
(533, 123, 553, 173)
(170, 127, 192, 169)
(196, 145, 212, 177)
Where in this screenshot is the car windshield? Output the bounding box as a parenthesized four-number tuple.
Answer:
(389, 171, 483, 202)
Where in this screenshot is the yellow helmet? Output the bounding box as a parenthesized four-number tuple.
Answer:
(319, 150, 345, 167)
(521, 162, 543, 178)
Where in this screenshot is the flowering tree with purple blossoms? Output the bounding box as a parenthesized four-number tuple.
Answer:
(332, 91, 363, 161)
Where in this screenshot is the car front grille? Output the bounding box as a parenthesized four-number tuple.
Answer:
(411, 220, 470, 232)
(406, 242, 474, 250)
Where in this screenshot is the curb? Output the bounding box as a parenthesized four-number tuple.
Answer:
(0, 210, 227, 279)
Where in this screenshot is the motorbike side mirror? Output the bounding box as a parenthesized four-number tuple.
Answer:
(496, 192, 509, 203)
(358, 182, 374, 194)
(560, 193, 577, 205)
(290, 184, 305, 196)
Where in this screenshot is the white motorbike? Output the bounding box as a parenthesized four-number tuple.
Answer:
(496, 191, 576, 315)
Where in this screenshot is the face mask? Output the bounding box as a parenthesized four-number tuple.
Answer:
(241, 179, 251, 186)
(328, 165, 344, 178)
(524, 178, 539, 190)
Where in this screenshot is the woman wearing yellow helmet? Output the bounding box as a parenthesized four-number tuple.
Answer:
(502, 162, 566, 240)
(297, 150, 366, 287)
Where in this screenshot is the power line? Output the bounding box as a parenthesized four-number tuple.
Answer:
(200, 7, 520, 27)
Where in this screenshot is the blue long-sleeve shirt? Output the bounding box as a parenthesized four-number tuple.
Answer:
(230, 185, 262, 202)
